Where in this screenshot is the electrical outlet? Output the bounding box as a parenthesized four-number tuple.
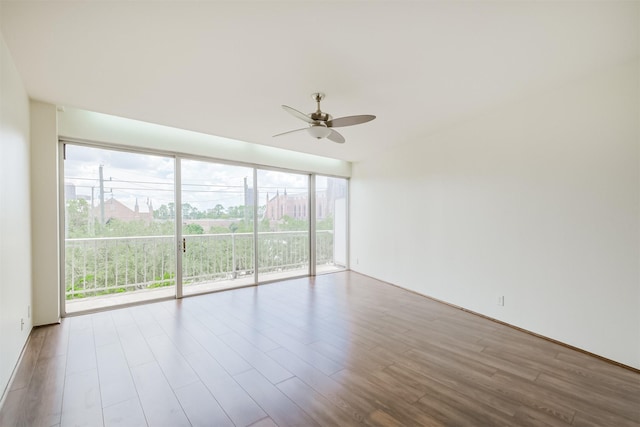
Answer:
(21, 318, 24, 331)
(497, 296, 505, 306)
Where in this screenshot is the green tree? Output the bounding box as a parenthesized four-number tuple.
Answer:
(184, 223, 204, 234)
(182, 203, 201, 219)
(316, 215, 334, 231)
(278, 215, 308, 231)
(259, 217, 271, 232)
(66, 199, 91, 238)
(211, 204, 225, 218)
(226, 205, 246, 218)
(154, 204, 170, 220)
(209, 225, 231, 234)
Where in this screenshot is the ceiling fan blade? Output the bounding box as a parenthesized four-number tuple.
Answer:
(327, 129, 345, 144)
(326, 115, 376, 128)
(273, 128, 308, 138)
(282, 105, 315, 124)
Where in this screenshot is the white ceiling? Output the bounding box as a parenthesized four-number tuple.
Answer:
(1, 1, 638, 162)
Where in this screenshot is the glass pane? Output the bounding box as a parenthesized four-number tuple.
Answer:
(257, 170, 309, 281)
(181, 159, 255, 295)
(316, 176, 348, 273)
(64, 145, 175, 313)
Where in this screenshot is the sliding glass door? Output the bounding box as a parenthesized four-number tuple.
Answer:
(63, 145, 176, 313)
(62, 143, 346, 314)
(180, 159, 255, 296)
(257, 169, 310, 281)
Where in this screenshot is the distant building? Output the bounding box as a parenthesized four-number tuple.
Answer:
(93, 197, 154, 224)
(265, 178, 346, 221)
(266, 189, 306, 221)
(64, 183, 77, 201)
(244, 177, 254, 207)
(65, 183, 91, 202)
(265, 183, 345, 221)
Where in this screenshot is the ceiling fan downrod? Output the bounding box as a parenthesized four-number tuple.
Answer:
(310, 92, 331, 122)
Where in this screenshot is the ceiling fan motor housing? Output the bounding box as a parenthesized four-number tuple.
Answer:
(310, 111, 332, 122)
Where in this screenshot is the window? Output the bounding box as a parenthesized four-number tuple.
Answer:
(61, 142, 348, 314)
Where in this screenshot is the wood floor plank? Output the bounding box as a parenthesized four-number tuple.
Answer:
(65, 323, 97, 376)
(260, 326, 345, 375)
(92, 312, 119, 348)
(572, 410, 640, 427)
(60, 369, 103, 427)
(181, 318, 252, 376)
(16, 353, 67, 427)
(277, 376, 365, 427)
(184, 350, 266, 427)
(173, 381, 234, 427)
(9, 327, 46, 391)
(147, 305, 206, 357)
(218, 331, 293, 384)
(367, 349, 523, 421)
(118, 335, 156, 369)
(306, 321, 379, 351)
(308, 339, 393, 373)
(331, 366, 464, 427)
(463, 371, 576, 425)
(193, 303, 282, 353)
(96, 342, 138, 408)
(247, 417, 279, 427)
(145, 334, 200, 390)
(130, 306, 165, 339)
(0, 387, 28, 427)
(112, 310, 156, 368)
(103, 397, 147, 427)
(111, 309, 141, 342)
(555, 350, 640, 383)
(182, 298, 234, 336)
(129, 362, 190, 427)
(234, 369, 320, 427)
(536, 372, 640, 424)
(513, 405, 572, 427)
(266, 346, 373, 424)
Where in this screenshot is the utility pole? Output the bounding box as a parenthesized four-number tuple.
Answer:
(99, 165, 105, 225)
(90, 186, 95, 235)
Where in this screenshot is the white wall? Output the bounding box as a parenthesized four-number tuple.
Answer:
(351, 60, 640, 369)
(0, 33, 32, 400)
(30, 101, 59, 326)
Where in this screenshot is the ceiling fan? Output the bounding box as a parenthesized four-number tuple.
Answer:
(273, 93, 375, 144)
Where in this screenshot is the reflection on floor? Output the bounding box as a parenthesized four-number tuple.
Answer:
(65, 265, 344, 314)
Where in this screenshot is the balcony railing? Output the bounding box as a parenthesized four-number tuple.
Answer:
(64, 230, 338, 300)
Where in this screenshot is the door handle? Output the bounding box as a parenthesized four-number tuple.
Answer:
(182, 238, 186, 253)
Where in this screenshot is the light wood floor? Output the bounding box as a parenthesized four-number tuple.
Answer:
(1, 271, 638, 427)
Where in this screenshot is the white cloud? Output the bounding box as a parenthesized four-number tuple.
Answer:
(65, 145, 315, 213)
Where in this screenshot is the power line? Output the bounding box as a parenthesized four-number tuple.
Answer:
(66, 176, 308, 191)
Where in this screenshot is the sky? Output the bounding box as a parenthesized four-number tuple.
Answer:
(64, 144, 332, 214)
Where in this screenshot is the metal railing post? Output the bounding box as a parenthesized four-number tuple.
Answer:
(231, 231, 236, 279)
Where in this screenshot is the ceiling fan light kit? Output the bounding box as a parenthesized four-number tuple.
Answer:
(274, 92, 376, 144)
(307, 124, 332, 139)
